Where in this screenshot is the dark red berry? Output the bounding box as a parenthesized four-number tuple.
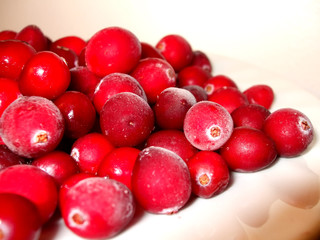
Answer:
(182, 85, 208, 102)
(203, 75, 238, 98)
(15, 25, 48, 52)
(177, 65, 211, 87)
(190, 50, 213, 73)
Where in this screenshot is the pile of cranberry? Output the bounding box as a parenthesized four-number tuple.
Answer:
(0, 25, 314, 239)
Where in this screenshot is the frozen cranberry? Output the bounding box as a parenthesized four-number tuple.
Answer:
(54, 91, 96, 139)
(208, 87, 249, 113)
(0, 164, 58, 223)
(85, 27, 141, 77)
(182, 85, 208, 102)
(50, 35, 86, 56)
(187, 151, 230, 198)
(190, 50, 213, 73)
(177, 65, 211, 88)
(145, 129, 198, 163)
(18, 51, 70, 100)
(154, 87, 197, 129)
(50, 45, 78, 69)
(61, 177, 135, 239)
(70, 132, 114, 174)
(100, 92, 154, 147)
(0, 96, 65, 158)
(15, 25, 48, 52)
(0, 193, 42, 240)
(0, 145, 25, 171)
(184, 101, 233, 151)
(231, 104, 271, 130)
(203, 75, 238, 97)
(243, 84, 274, 109)
(69, 66, 100, 100)
(263, 108, 314, 157)
(156, 34, 193, 72)
(0, 40, 36, 80)
(32, 150, 79, 187)
(220, 127, 278, 172)
(130, 57, 176, 104)
(98, 147, 140, 190)
(0, 30, 17, 40)
(0, 77, 22, 117)
(93, 72, 147, 113)
(141, 42, 165, 59)
(132, 146, 191, 214)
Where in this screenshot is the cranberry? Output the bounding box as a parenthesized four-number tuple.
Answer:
(0, 164, 58, 223)
(132, 146, 191, 214)
(70, 132, 114, 174)
(0, 77, 22, 117)
(85, 27, 141, 77)
(141, 42, 165, 59)
(0, 30, 17, 40)
(203, 75, 238, 97)
(50, 45, 79, 69)
(130, 57, 176, 104)
(145, 129, 198, 163)
(187, 151, 230, 198)
(69, 66, 100, 100)
(15, 25, 48, 52)
(208, 86, 249, 113)
(18, 51, 71, 100)
(31, 150, 79, 187)
(154, 87, 197, 129)
(231, 104, 271, 130)
(263, 108, 314, 157)
(100, 92, 154, 147)
(0, 145, 25, 171)
(182, 85, 208, 102)
(220, 127, 278, 172)
(61, 177, 135, 239)
(50, 35, 86, 56)
(93, 72, 147, 113)
(0, 96, 65, 158)
(54, 91, 96, 139)
(0, 40, 36, 80)
(243, 84, 274, 109)
(0, 193, 42, 240)
(98, 147, 140, 190)
(184, 101, 233, 151)
(156, 34, 193, 72)
(177, 65, 211, 87)
(190, 50, 213, 73)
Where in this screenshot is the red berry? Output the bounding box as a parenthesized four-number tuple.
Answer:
(0, 96, 65, 158)
(187, 151, 230, 198)
(50, 45, 79, 69)
(182, 85, 208, 102)
(220, 127, 278, 172)
(50, 35, 86, 56)
(85, 27, 141, 77)
(177, 65, 211, 88)
(18, 51, 71, 100)
(100, 92, 154, 147)
(0, 30, 17, 40)
(132, 146, 191, 214)
(203, 75, 238, 97)
(184, 101, 233, 151)
(141, 42, 165, 59)
(190, 50, 213, 73)
(15, 25, 48, 52)
(0, 145, 25, 171)
(263, 108, 314, 157)
(61, 177, 135, 239)
(0, 77, 22, 117)
(243, 84, 274, 109)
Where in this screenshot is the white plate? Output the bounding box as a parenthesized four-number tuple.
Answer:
(40, 55, 320, 240)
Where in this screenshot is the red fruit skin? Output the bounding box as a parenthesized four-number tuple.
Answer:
(61, 177, 135, 239)
(243, 84, 274, 109)
(145, 129, 198, 163)
(187, 151, 230, 198)
(156, 34, 193, 72)
(18, 51, 71, 100)
(203, 75, 238, 97)
(98, 147, 140, 190)
(141, 42, 165, 59)
(220, 127, 278, 172)
(0, 77, 22, 117)
(183, 101, 234, 151)
(54, 91, 96, 139)
(15, 25, 48, 52)
(50, 45, 79, 69)
(50, 35, 86, 56)
(0, 30, 17, 40)
(93, 72, 147, 113)
(182, 85, 208, 102)
(177, 65, 211, 87)
(0, 193, 42, 240)
(85, 27, 141, 77)
(100, 92, 155, 147)
(70, 132, 114, 174)
(0, 40, 36, 80)
(0, 164, 58, 224)
(190, 50, 213, 73)
(32, 150, 79, 187)
(130, 57, 177, 104)
(0, 96, 65, 158)
(132, 146, 192, 214)
(0, 145, 25, 171)
(263, 108, 314, 157)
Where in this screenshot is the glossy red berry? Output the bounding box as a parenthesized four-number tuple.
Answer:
(0, 30, 17, 40)
(141, 42, 165, 59)
(15, 25, 48, 52)
(203, 75, 238, 98)
(50, 45, 78, 69)
(190, 50, 213, 73)
(0, 77, 22, 117)
(177, 65, 211, 87)
(243, 84, 274, 109)
(50, 35, 86, 56)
